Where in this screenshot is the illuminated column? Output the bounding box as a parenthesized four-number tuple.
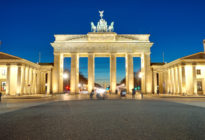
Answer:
(26, 67, 30, 94)
(177, 66, 182, 94)
(17, 65, 22, 95)
(172, 67, 176, 94)
(41, 72, 46, 93)
(126, 53, 134, 94)
(174, 66, 179, 94)
(141, 53, 152, 94)
(36, 70, 41, 94)
(141, 53, 145, 94)
(170, 67, 175, 94)
(164, 71, 168, 94)
(184, 64, 196, 95)
(52, 53, 64, 93)
(47, 71, 51, 94)
(110, 54, 116, 94)
(169, 68, 172, 93)
(88, 53, 95, 93)
(21, 66, 25, 94)
(6, 65, 10, 95)
(29, 68, 33, 94)
(167, 69, 170, 93)
(159, 72, 163, 94)
(153, 72, 157, 94)
(192, 64, 197, 95)
(9, 65, 18, 95)
(24, 67, 27, 94)
(70, 53, 79, 94)
(181, 64, 186, 95)
(33, 69, 37, 94)
(34, 70, 37, 94)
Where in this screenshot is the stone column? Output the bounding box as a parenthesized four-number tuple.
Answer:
(171, 68, 174, 94)
(31, 69, 36, 94)
(174, 67, 178, 94)
(110, 54, 116, 94)
(167, 69, 170, 93)
(141, 53, 152, 94)
(17, 65, 22, 95)
(52, 53, 64, 93)
(6, 65, 10, 95)
(126, 53, 134, 94)
(26, 67, 30, 94)
(185, 64, 195, 95)
(88, 53, 95, 93)
(164, 70, 168, 94)
(177, 66, 182, 94)
(47, 71, 51, 94)
(153, 72, 157, 94)
(24, 66, 28, 94)
(21, 66, 25, 94)
(70, 53, 79, 94)
(41, 72, 46, 93)
(159, 72, 163, 94)
(192, 64, 197, 95)
(36, 70, 41, 94)
(9, 65, 18, 95)
(171, 67, 175, 94)
(181, 64, 186, 95)
(29, 68, 33, 94)
(34, 70, 37, 94)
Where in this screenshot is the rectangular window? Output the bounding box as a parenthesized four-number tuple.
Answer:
(197, 69, 201, 75)
(1, 82, 6, 91)
(197, 81, 202, 91)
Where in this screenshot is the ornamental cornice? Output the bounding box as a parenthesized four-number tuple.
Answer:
(51, 42, 152, 54)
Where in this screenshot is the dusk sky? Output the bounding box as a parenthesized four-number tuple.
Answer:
(0, 0, 205, 84)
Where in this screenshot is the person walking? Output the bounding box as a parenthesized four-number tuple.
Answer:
(90, 89, 94, 99)
(132, 88, 136, 99)
(0, 92, 2, 102)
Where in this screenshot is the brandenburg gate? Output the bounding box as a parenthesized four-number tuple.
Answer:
(51, 11, 153, 94)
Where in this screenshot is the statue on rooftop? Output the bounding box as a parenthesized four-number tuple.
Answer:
(91, 22, 97, 32)
(90, 11, 114, 32)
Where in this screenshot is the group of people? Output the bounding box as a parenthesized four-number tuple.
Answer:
(89, 88, 143, 99)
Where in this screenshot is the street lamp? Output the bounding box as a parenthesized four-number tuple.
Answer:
(138, 72, 143, 78)
(63, 73, 69, 79)
(63, 72, 69, 92)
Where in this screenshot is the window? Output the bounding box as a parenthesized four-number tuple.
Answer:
(197, 69, 201, 75)
(197, 81, 202, 91)
(1, 82, 6, 91)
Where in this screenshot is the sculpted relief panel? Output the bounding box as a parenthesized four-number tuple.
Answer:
(52, 42, 152, 54)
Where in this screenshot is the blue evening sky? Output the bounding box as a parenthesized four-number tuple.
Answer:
(0, 0, 205, 84)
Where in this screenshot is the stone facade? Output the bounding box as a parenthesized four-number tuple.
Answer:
(1, 35, 204, 96)
(51, 32, 153, 94)
(152, 51, 205, 95)
(0, 52, 53, 95)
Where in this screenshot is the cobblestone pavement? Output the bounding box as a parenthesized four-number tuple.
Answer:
(1, 98, 205, 140)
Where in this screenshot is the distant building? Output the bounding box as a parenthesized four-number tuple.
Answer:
(0, 52, 52, 95)
(152, 50, 205, 95)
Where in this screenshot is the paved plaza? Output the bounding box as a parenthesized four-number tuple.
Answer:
(1, 95, 205, 140)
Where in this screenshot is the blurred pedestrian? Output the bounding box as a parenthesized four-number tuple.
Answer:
(90, 89, 94, 99)
(0, 92, 2, 102)
(115, 89, 118, 94)
(132, 88, 135, 99)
